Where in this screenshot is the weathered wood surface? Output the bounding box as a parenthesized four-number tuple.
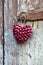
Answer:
(4, 0, 43, 65)
(0, 0, 3, 65)
(17, 0, 43, 20)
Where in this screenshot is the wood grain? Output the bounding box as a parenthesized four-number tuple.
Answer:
(18, 9, 43, 20)
(17, 0, 43, 20)
(0, 0, 3, 65)
(4, 0, 43, 65)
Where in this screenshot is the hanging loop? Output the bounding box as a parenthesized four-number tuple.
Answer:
(19, 12, 27, 23)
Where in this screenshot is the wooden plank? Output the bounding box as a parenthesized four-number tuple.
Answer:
(0, 0, 3, 65)
(4, 0, 43, 65)
(18, 10, 43, 20)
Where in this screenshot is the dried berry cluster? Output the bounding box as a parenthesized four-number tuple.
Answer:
(13, 23, 32, 44)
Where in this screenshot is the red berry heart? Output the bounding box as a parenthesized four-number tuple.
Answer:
(13, 23, 33, 44)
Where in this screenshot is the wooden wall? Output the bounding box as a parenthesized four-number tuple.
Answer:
(0, 0, 3, 65)
(0, 0, 43, 65)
